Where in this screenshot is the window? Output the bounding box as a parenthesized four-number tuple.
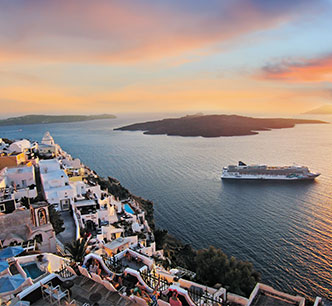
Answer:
(34, 234, 43, 243)
(60, 199, 70, 211)
(0, 204, 5, 212)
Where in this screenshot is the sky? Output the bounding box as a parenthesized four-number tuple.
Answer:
(0, 0, 332, 116)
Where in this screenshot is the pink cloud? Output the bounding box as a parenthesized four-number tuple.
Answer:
(0, 0, 324, 63)
(258, 54, 332, 82)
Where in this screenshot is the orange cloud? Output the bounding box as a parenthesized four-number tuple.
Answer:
(258, 54, 332, 82)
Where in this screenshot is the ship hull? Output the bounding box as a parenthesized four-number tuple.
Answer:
(221, 174, 319, 180)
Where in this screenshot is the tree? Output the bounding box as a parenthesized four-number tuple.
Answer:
(195, 246, 260, 297)
(49, 205, 65, 234)
(154, 229, 168, 250)
(65, 238, 88, 263)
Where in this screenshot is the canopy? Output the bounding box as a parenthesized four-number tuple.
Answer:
(0, 274, 25, 293)
(0, 260, 9, 272)
(0, 246, 24, 260)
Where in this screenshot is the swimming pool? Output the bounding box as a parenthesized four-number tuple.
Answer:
(124, 204, 134, 215)
(21, 262, 44, 280)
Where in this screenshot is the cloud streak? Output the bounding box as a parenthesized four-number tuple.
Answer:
(0, 0, 328, 63)
(258, 53, 332, 82)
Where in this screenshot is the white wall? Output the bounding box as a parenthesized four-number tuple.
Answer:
(39, 159, 61, 174)
(6, 166, 35, 189)
(14, 187, 37, 200)
(44, 187, 74, 205)
(71, 181, 86, 197)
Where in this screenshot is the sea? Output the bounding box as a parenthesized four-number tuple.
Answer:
(1, 113, 332, 301)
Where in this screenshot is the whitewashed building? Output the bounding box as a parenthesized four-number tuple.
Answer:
(8, 140, 31, 153)
(5, 166, 35, 189)
(5, 166, 37, 200)
(39, 160, 74, 211)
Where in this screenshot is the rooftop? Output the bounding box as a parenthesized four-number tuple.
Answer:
(19, 274, 133, 306)
(251, 292, 301, 306)
(41, 170, 68, 182)
(104, 237, 130, 252)
(73, 199, 97, 207)
(248, 285, 305, 306)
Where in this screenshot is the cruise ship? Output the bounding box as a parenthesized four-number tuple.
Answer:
(221, 161, 320, 180)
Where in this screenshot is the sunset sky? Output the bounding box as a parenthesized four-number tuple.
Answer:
(1, 0, 332, 116)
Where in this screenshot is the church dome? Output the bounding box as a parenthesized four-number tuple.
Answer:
(41, 131, 55, 145)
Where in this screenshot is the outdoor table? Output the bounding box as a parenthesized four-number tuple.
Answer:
(61, 280, 74, 295)
(89, 292, 102, 305)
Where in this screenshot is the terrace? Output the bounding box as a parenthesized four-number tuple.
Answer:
(103, 253, 146, 274)
(0, 251, 132, 306)
(101, 248, 150, 274)
(247, 284, 305, 306)
(27, 274, 131, 306)
(0, 253, 69, 303)
(250, 292, 303, 306)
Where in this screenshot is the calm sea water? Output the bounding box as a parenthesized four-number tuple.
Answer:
(1, 114, 332, 301)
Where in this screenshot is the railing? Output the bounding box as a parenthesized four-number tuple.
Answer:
(22, 240, 37, 251)
(1, 239, 37, 252)
(56, 265, 74, 279)
(140, 270, 170, 292)
(72, 211, 81, 240)
(174, 266, 196, 279)
(102, 255, 122, 273)
(188, 286, 223, 306)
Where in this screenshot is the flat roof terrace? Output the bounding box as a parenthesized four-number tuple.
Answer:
(20, 275, 132, 306)
(247, 284, 306, 306)
(251, 294, 299, 306)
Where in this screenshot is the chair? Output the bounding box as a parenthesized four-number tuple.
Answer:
(40, 282, 53, 304)
(49, 285, 70, 306)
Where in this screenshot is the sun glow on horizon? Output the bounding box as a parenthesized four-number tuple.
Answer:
(1, 0, 332, 116)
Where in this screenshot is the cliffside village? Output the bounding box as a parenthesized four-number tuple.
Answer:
(0, 133, 325, 306)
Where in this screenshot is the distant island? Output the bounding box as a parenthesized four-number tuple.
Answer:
(0, 114, 116, 126)
(304, 105, 332, 115)
(115, 114, 327, 137)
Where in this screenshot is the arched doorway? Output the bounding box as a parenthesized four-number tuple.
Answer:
(85, 220, 96, 234)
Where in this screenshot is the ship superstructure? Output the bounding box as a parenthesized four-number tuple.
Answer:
(222, 161, 320, 180)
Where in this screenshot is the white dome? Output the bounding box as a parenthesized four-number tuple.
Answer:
(41, 131, 55, 145)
